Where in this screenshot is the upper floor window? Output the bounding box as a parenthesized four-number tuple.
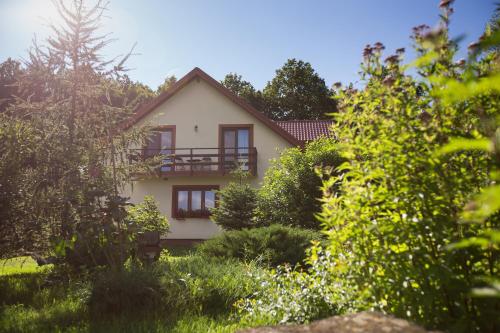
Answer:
(172, 185, 219, 218)
(144, 126, 175, 171)
(219, 125, 254, 171)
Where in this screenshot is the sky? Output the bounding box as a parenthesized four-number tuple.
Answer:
(0, 0, 496, 90)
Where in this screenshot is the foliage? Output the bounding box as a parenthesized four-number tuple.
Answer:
(436, 6, 500, 299)
(114, 75, 156, 110)
(197, 224, 322, 266)
(210, 172, 258, 230)
(256, 138, 343, 229)
(262, 59, 337, 120)
(0, 254, 268, 332)
(89, 266, 164, 317)
(159, 254, 261, 316)
(0, 0, 147, 268)
(221, 73, 265, 111)
(312, 4, 500, 332)
(126, 195, 169, 234)
(88, 254, 262, 319)
(156, 75, 178, 94)
(0, 58, 23, 113)
(0, 117, 42, 256)
(237, 247, 340, 324)
(222, 61, 337, 120)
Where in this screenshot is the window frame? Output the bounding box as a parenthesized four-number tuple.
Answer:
(218, 124, 254, 172)
(172, 185, 219, 219)
(142, 125, 176, 158)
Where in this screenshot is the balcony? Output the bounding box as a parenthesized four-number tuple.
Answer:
(129, 147, 257, 177)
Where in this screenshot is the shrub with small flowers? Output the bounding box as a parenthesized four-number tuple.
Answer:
(239, 2, 500, 331)
(318, 2, 500, 331)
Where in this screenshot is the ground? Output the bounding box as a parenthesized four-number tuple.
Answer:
(0, 252, 258, 333)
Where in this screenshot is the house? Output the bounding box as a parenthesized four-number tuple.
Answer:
(123, 67, 332, 244)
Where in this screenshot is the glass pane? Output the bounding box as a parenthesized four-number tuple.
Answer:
(192, 191, 202, 211)
(224, 130, 236, 148)
(237, 129, 249, 149)
(205, 191, 215, 209)
(159, 130, 173, 171)
(223, 129, 236, 169)
(145, 132, 161, 157)
(178, 191, 188, 211)
(237, 129, 249, 170)
(160, 130, 172, 153)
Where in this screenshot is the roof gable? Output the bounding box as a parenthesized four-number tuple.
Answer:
(123, 67, 300, 146)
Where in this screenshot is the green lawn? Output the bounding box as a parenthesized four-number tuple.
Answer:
(0, 257, 51, 276)
(0, 255, 265, 333)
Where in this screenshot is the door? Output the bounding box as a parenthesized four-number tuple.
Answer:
(221, 126, 251, 171)
(144, 127, 175, 172)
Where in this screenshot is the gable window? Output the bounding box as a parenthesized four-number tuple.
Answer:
(172, 185, 218, 218)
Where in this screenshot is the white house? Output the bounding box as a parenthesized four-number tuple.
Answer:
(123, 67, 332, 245)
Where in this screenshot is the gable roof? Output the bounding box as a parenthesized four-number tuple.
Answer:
(123, 67, 301, 146)
(275, 120, 334, 143)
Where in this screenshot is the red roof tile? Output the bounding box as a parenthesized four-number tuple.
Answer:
(275, 120, 334, 142)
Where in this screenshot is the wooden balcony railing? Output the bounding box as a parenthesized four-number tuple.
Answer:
(129, 147, 257, 177)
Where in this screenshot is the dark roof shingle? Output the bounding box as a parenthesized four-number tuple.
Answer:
(275, 120, 333, 142)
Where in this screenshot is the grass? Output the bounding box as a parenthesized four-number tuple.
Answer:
(0, 254, 269, 333)
(0, 257, 52, 276)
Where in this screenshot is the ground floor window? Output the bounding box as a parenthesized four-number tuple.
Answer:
(172, 185, 219, 218)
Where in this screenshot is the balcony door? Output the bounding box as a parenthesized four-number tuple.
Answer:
(144, 126, 175, 172)
(220, 125, 253, 172)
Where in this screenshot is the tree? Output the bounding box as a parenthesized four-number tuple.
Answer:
(126, 195, 169, 234)
(262, 59, 337, 120)
(210, 171, 258, 230)
(255, 137, 343, 229)
(221, 73, 265, 111)
(0, 58, 23, 113)
(156, 75, 177, 94)
(114, 75, 155, 110)
(1, 0, 145, 267)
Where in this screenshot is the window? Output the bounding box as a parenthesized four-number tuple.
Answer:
(219, 125, 253, 171)
(172, 185, 219, 218)
(143, 126, 175, 172)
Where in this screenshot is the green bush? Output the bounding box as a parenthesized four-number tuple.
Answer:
(210, 174, 258, 230)
(88, 266, 165, 317)
(160, 255, 260, 315)
(315, 7, 500, 332)
(87, 254, 261, 318)
(126, 195, 169, 234)
(255, 137, 343, 229)
(197, 224, 322, 266)
(237, 248, 339, 324)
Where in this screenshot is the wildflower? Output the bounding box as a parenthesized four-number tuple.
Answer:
(422, 26, 444, 41)
(412, 24, 430, 35)
(418, 110, 431, 124)
(363, 44, 373, 58)
(468, 41, 480, 51)
(382, 75, 395, 86)
(395, 48, 405, 54)
(384, 54, 400, 64)
(373, 42, 385, 52)
(454, 58, 465, 67)
(439, 0, 454, 8)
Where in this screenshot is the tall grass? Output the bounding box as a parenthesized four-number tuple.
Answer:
(0, 255, 271, 333)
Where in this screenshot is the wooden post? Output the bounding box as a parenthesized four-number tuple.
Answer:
(190, 148, 193, 176)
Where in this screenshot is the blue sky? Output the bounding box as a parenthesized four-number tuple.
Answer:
(0, 0, 496, 90)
